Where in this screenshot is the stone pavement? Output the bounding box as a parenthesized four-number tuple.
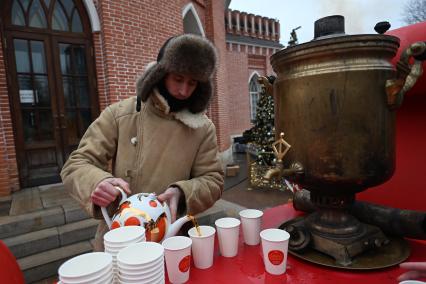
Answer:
(0, 152, 292, 283)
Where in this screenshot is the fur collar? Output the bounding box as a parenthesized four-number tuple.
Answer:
(150, 90, 210, 129)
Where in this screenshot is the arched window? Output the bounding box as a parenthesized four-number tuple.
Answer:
(11, 0, 84, 32)
(249, 73, 261, 122)
(182, 3, 205, 36)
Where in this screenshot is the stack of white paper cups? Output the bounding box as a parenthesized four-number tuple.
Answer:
(58, 252, 113, 284)
(103, 226, 146, 281)
(117, 241, 165, 284)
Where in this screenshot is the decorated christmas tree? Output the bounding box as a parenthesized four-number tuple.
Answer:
(251, 75, 276, 166)
(245, 75, 288, 191)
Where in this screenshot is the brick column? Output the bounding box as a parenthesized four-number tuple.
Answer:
(235, 10, 240, 34)
(264, 17, 270, 40)
(249, 14, 256, 37)
(257, 16, 263, 39)
(275, 21, 280, 42)
(270, 19, 276, 39)
(227, 10, 232, 33)
(242, 12, 248, 36)
(204, 0, 231, 152)
(0, 38, 19, 195)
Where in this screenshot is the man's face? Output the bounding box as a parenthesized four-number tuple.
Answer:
(164, 73, 198, 100)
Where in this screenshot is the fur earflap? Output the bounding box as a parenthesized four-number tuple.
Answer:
(136, 34, 217, 113)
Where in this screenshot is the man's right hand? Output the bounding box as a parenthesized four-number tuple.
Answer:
(91, 177, 131, 207)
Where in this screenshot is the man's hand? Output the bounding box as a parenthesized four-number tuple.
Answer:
(91, 178, 131, 207)
(157, 187, 182, 222)
(398, 262, 426, 281)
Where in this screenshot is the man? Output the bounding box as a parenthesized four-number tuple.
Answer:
(61, 34, 224, 251)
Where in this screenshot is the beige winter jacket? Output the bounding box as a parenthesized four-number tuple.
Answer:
(61, 90, 224, 250)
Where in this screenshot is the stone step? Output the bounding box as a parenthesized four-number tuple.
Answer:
(18, 241, 93, 283)
(3, 218, 99, 259)
(0, 204, 90, 239)
(0, 194, 12, 216)
(0, 207, 64, 239)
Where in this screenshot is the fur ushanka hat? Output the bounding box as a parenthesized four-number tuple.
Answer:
(136, 34, 218, 113)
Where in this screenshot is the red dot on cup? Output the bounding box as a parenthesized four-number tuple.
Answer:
(149, 200, 158, 207)
(179, 255, 191, 272)
(268, 250, 284, 265)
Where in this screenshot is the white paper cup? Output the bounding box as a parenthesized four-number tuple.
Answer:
(188, 225, 216, 269)
(215, 217, 241, 258)
(399, 281, 426, 284)
(162, 236, 192, 284)
(239, 209, 263, 245)
(260, 228, 290, 275)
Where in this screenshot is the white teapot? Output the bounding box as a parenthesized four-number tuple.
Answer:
(101, 187, 191, 243)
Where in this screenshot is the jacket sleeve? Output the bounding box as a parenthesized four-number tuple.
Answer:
(172, 122, 224, 215)
(60, 106, 117, 217)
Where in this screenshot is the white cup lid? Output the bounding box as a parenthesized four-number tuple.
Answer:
(104, 226, 146, 244)
(58, 252, 112, 279)
(117, 241, 164, 266)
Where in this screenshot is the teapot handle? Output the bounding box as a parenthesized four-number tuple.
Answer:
(100, 186, 127, 229)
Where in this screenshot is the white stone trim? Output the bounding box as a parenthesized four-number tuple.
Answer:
(258, 17, 262, 35)
(182, 3, 205, 37)
(264, 19, 269, 36)
(271, 19, 276, 36)
(82, 0, 100, 32)
(226, 40, 280, 51)
(248, 70, 261, 83)
(236, 12, 240, 31)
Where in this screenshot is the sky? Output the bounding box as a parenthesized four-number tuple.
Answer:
(228, 0, 411, 45)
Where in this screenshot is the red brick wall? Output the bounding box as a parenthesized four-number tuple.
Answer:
(0, 35, 19, 195)
(204, 0, 230, 151)
(94, 0, 185, 105)
(226, 51, 251, 136)
(267, 48, 275, 75)
(223, 48, 276, 139)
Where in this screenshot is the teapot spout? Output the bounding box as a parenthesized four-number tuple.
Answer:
(165, 215, 192, 239)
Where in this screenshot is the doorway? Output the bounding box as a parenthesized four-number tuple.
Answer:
(2, 0, 99, 187)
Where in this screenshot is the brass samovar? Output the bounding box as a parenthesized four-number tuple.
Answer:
(264, 16, 426, 267)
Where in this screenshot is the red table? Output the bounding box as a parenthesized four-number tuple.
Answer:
(167, 204, 426, 284)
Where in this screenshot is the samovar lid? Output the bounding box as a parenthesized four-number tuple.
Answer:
(314, 15, 345, 40)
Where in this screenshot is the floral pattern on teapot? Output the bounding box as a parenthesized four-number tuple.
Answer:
(101, 188, 191, 243)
